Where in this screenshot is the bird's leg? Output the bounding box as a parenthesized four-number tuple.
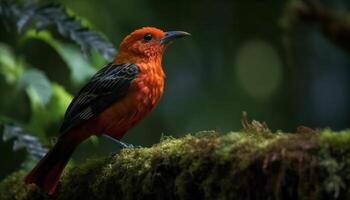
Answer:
(103, 134, 142, 149)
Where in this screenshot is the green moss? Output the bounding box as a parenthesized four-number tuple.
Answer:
(319, 129, 350, 147)
(2, 129, 350, 199)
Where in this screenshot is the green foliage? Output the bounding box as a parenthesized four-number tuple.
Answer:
(2, 124, 48, 167)
(0, 0, 117, 60)
(0, 43, 24, 84)
(17, 68, 52, 107)
(25, 82, 72, 139)
(0, 0, 116, 171)
(23, 30, 97, 85)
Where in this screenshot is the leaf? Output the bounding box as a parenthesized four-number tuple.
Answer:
(17, 68, 52, 107)
(16, 4, 35, 33)
(25, 82, 73, 139)
(55, 43, 97, 85)
(2, 123, 48, 161)
(19, 84, 71, 146)
(46, 83, 73, 122)
(24, 30, 97, 85)
(0, 1, 117, 61)
(0, 43, 24, 84)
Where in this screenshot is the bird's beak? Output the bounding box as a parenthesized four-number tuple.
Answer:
(160, 31, 191, 45)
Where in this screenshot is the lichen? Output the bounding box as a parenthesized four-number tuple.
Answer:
(1, 128, 350, 200)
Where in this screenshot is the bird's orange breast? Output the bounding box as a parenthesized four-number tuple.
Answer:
(93, 62, 164, 139)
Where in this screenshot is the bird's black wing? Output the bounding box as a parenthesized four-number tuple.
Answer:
(59, 63, 139, 134)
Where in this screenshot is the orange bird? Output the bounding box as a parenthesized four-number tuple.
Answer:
(24, 27, 190, 195)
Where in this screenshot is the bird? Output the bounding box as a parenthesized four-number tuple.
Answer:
(24, 27, 191, 195)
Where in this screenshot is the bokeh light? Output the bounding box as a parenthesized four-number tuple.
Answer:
(235, 39, 283, 100)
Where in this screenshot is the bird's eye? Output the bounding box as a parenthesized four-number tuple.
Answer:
(143, 33, 153, 41)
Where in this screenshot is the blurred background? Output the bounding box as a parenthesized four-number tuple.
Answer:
(0, 0, 349, 180)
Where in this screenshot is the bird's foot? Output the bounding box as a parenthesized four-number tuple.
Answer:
(103, 134, 142, 151)
(112, 139, 142, 149)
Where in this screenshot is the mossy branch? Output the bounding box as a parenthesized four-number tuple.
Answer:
(1, 115, 350, 199)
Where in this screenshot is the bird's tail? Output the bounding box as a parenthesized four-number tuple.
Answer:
(24, 135, 78, 195)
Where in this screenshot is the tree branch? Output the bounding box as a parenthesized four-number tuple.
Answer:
(1, 124, 350, 199)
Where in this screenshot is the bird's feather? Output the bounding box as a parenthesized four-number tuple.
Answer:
(59, 63, 139, 134)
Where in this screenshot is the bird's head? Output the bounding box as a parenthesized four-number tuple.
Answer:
(115, 27, 190, 63)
